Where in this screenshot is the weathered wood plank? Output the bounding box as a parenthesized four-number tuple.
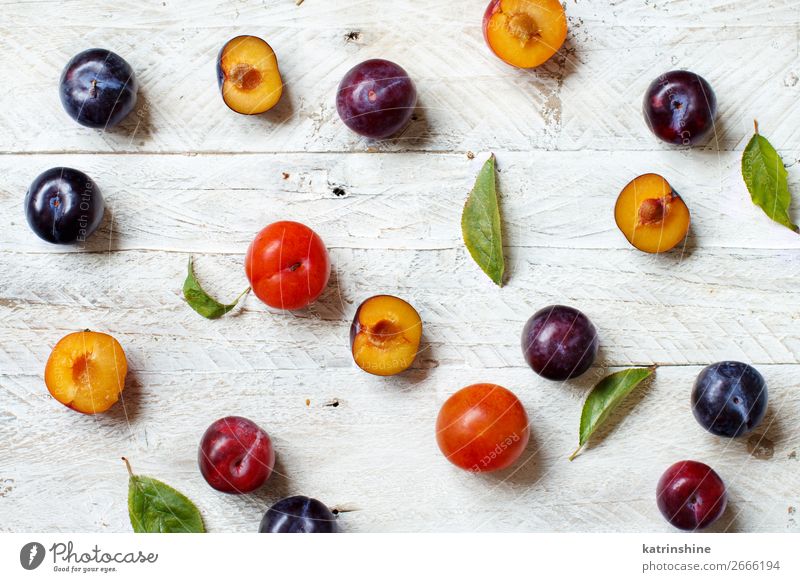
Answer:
(3, 0, 799, 29)
(1, 151, 799, 254)
(0, 14, 796, 153)
(0, 243, 799, 370)
(1, 366, 798, 532)
(1, 0, 799, 535)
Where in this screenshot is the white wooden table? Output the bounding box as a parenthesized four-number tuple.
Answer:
(1, 0, 799, 533)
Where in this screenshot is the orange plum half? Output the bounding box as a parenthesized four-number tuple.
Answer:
(615, 173, 691, 254)
(217, 35, 283, 115)
(483, 0, 568, 68)
(45, 330, 128, 414)
(350, 295, 423, 376)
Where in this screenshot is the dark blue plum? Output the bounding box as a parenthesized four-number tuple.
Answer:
(336, 59, 417, 139)
(691, 361, 767, 438)
(25, 167, 104, 244)
(59, 49, 138, 129)
(259, 496, 338, 533)
(521, 305, 599, 381)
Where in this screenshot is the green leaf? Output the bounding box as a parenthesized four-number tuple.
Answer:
(569, 367, 654, 461)
(182, 257, 249, 319)
(742, 121, 799, 233)
(462, 154, 505, 286)
(124, 457, 205, 533)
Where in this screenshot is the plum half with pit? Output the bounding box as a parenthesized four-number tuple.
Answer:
(45, 330, 127, 414)
(25, 167, 104, 244)
(691, 361, 768, 438)
(656, 460, 727, 531)
(350, 295, 422, 376)
(217, 36, 283, 115)
(482, 0, 568, 68)
(59, 48, 138, 129)
(521, 305, 599, 381)
(615, 173, 691, 254)
(259, 496, 339, 533)
(643, 70, 717, 146)
(198, 416, 275, 494)
(336, 59, 417, 139)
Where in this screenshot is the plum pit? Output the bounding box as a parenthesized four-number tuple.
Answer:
(230, 64, 262, 91)
(506, 13, 539, 44)
(637, 197, 668, 226)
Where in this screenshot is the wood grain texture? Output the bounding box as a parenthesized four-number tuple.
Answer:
(0, 2, 798, 153)
(1, 0, 799, 533)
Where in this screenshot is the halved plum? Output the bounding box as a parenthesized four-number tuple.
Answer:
(483, 0, 567, 68)
(217, 36, 283, 115)
(350, 295, 422, 376)
(614, 173, 690, 254)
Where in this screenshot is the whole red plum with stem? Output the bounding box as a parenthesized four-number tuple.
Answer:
(245, 221, 331, 310)
(643, 70, 717, 146)
(336, 59, 417, 139)
(656, 460, 727, 531)
(198, 416, 275, 494)
(521, 305, 598, 381)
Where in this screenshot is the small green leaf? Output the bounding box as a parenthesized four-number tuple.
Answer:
(124, 457, 205, 533)
(742, 121, 799, 233)
(569, 367, 654, 461)
(462, 154, 505, 286)
(183, 257, 249, 319)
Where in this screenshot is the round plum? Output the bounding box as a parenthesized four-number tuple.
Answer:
(691, 361, 767, 438)
(245, 221, 331, 311)
(643, 70, 717, 146)
(656, 460, 727, 531)
(25, 167, 104, 244)
(259, 495, 338, 533)
(336, 59, 417, 139)
(60, 48, 138, 129)
(198, 416, 275, 494)
(521, 305, 599, 381)
(436, 383, 529, 472)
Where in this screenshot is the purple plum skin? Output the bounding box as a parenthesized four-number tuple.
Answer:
(25, 167, 104, 244)
(691, 361, 767, 438)
(259, 496, 339, 533)
(656, 460, 727, 531)
(643, 70, 717, 146)
(521, 305, 599, 381)
(335, 59, 417, 139)
(59, 48, 138, 129)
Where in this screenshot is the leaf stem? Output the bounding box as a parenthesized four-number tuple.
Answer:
(234, 286, 251, 303)
(122, 456, 134, 478)
(568, 447, 581, 462)
(754, 119, 759, 135)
